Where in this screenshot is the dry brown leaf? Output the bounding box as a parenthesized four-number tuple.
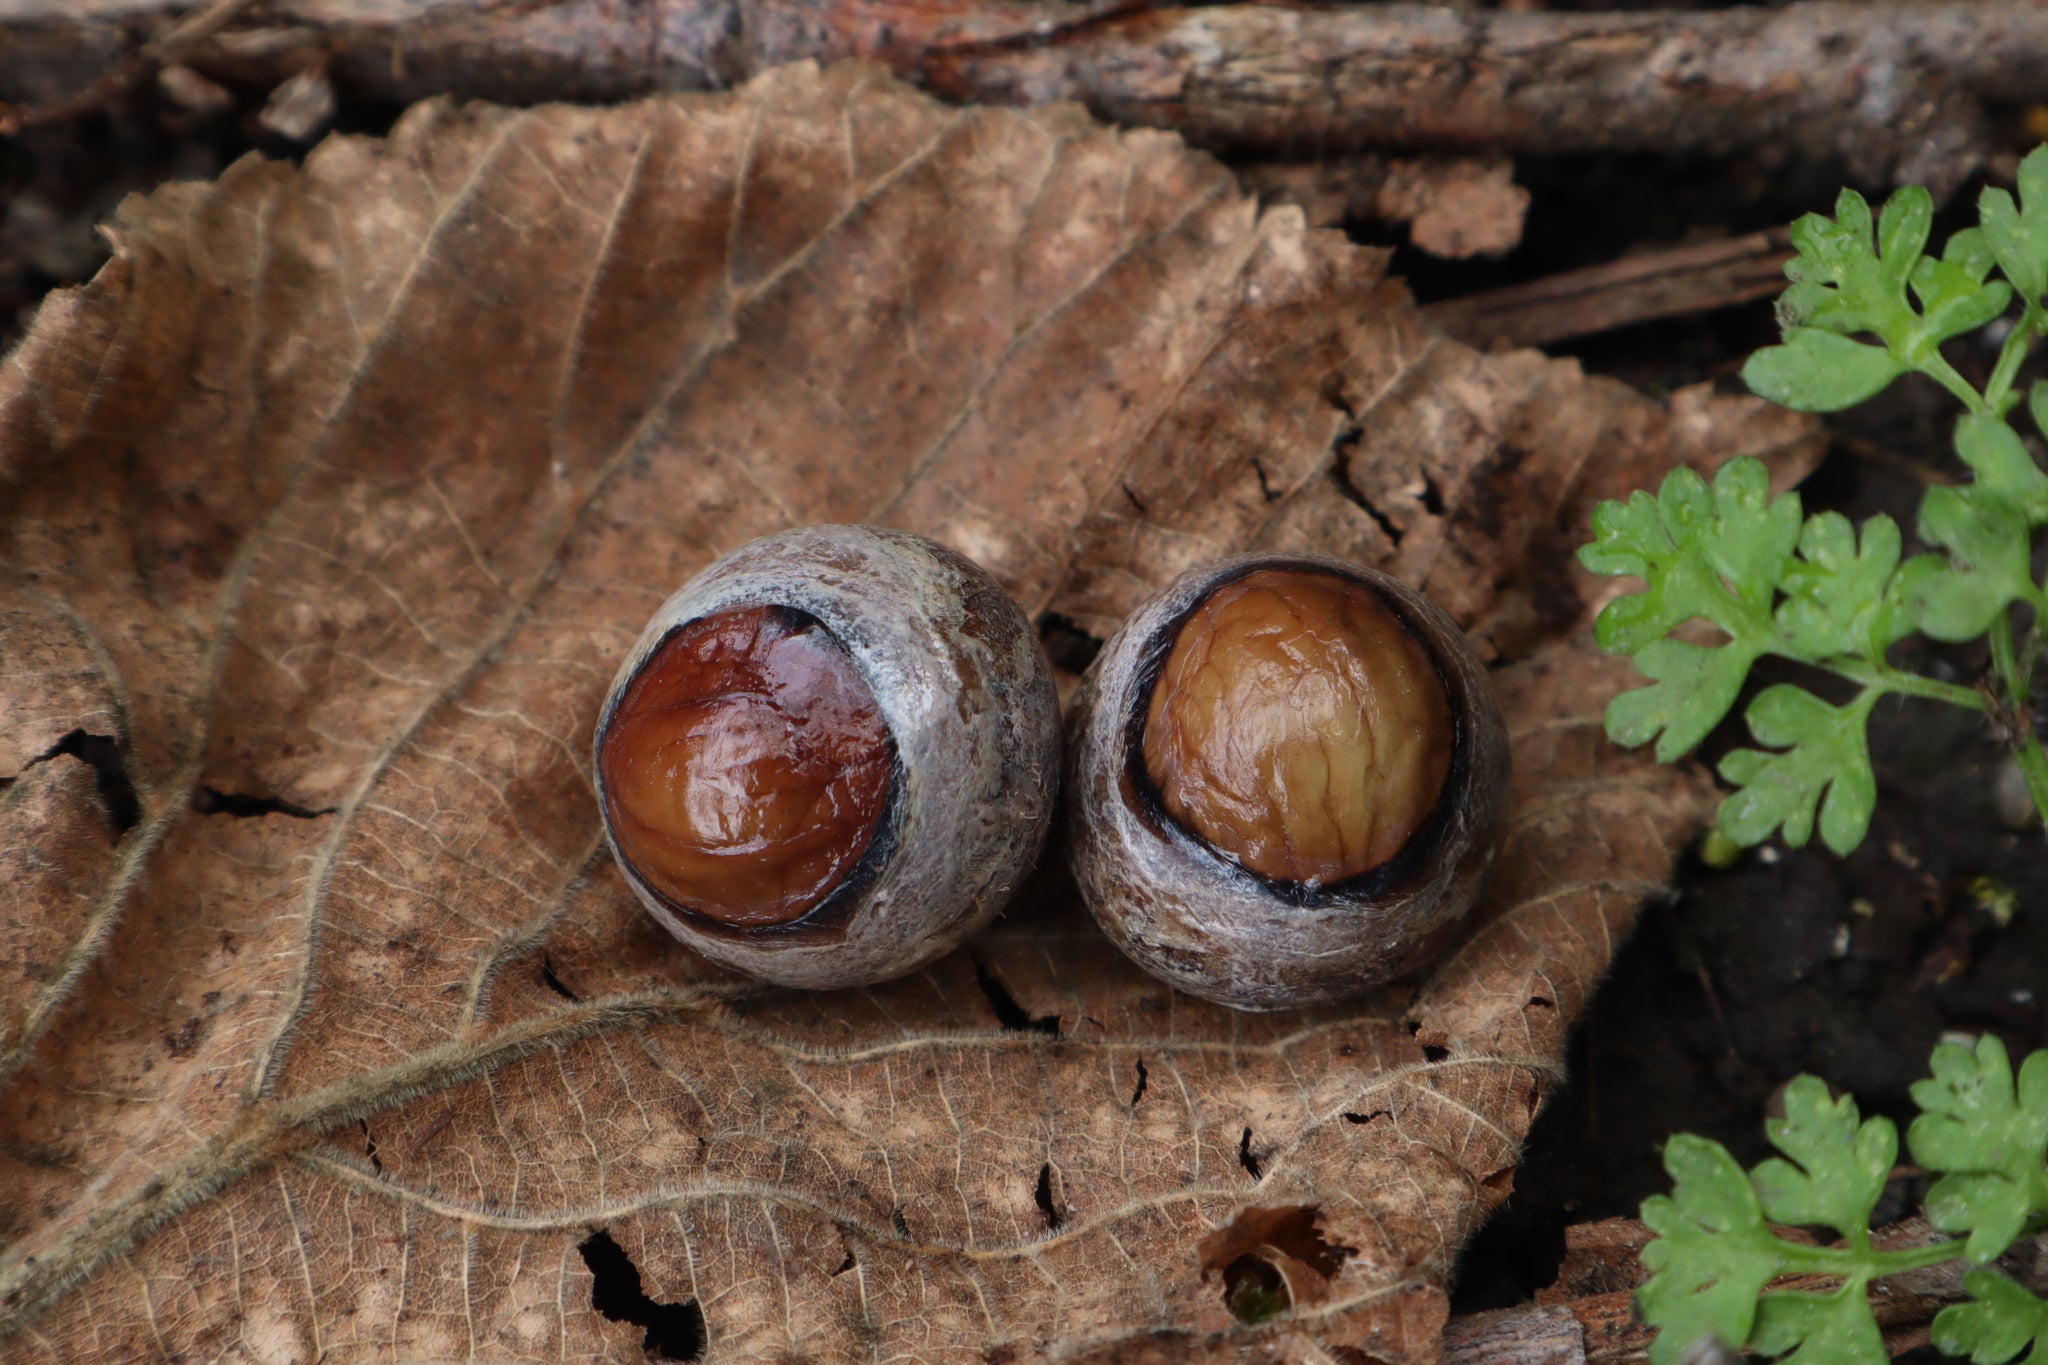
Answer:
(1377, 160, 1529, 262)
(0, 63, 1818, 1362)
(1239, 158, 1530, 260)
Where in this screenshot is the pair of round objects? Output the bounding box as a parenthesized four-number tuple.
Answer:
(593, 526, 1510, 1011)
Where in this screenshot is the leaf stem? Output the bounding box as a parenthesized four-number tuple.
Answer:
(1984, 303, 2047, 416)
(1993, 607, 2024, 699)
(1825, 659, 1993, 713)
(1774, 1234, 1967, 1279)
(1915, 350, 1994, 417)
(2018, 742, 2048, 825)
(1990, 610, 2048, 824)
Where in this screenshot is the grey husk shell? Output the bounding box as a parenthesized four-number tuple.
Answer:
(595, 526, 1061, 989)
(1064, 553, 1511, 1012)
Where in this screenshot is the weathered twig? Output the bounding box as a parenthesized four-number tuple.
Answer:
(1423, 228, 1794, 351)
(1441, 1303, 1589, 1365)
(0, 0, 258, 133)
(4, 1, 2046, 194)
(912, 2, 2038, 196)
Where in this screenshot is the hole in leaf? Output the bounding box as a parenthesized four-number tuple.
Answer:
(1034, 1162, 1064, 1230)
(1249, 457, 1280, 503)
(831, 1252, 856, 1277)
(1222, 1255, 1290, 1324)
(1342, 1110, 1390, 1126)
(191, 785, 331, 819)
(579, 1230, 706, 1361)
(1528, 996, 1555, 1010)
(1329, 467, 1404, 547)
(30, 730, 139, 834)
(360, 1119, 382, 1176)
(1238, 1127, 1263, 1181)
(972, 959, 1058, 1036)
(541, 955, 581, 1002)
(1198, 1205, 1355, 1325)
(1422, 1044, 1450, 1063)
(1130, 1058, 1149, 1107)
(892, 1207, 911, 1239)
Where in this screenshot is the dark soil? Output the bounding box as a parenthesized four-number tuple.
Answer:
(6, 47, 2047, 1338)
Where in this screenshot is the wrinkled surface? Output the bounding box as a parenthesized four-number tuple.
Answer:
(1144, 569, 1453, 884)
(0, 63, 1820, 1362)
(600, 606, 894, 927)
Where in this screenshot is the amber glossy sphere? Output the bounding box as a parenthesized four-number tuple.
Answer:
(598, 606, 894, 928)
(1142, 569, 1454, 886)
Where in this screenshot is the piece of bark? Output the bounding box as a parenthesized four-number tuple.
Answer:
(254, 64, 335, 141)
(1424, 229, 1796, 352)
(1440, 1304, 1587, 1365)
(155, 62, 234, 115)
(3, 2, 2045, 195)
(1541, 1217, 1657, 1304)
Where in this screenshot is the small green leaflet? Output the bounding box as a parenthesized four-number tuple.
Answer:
(1748, 1286, 1887, 1365)
(1908, 1036, 2048, 1262)
(1980, 145, 2048, 306)
(1580, 459, 1798, 655)
(1774, 511, 1910, 662)
(1933, 1271, 2048, 1365)
(1744, 329, 1901, 413)
(1601, 638, 1760, 763)
(1900, 483, 2039, 642)
(1907, 228, 2014, 370)
(1897, 417, 2048, 640)
(1751, 1075, 1896, 1240)
(1639, 1136, 1787, 1365)
(1779, 187, 1922, 340)
(1953, 416, 2048, 514)
(1578, 458, 1795, 746)
(1717, 686, 1878, 858)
